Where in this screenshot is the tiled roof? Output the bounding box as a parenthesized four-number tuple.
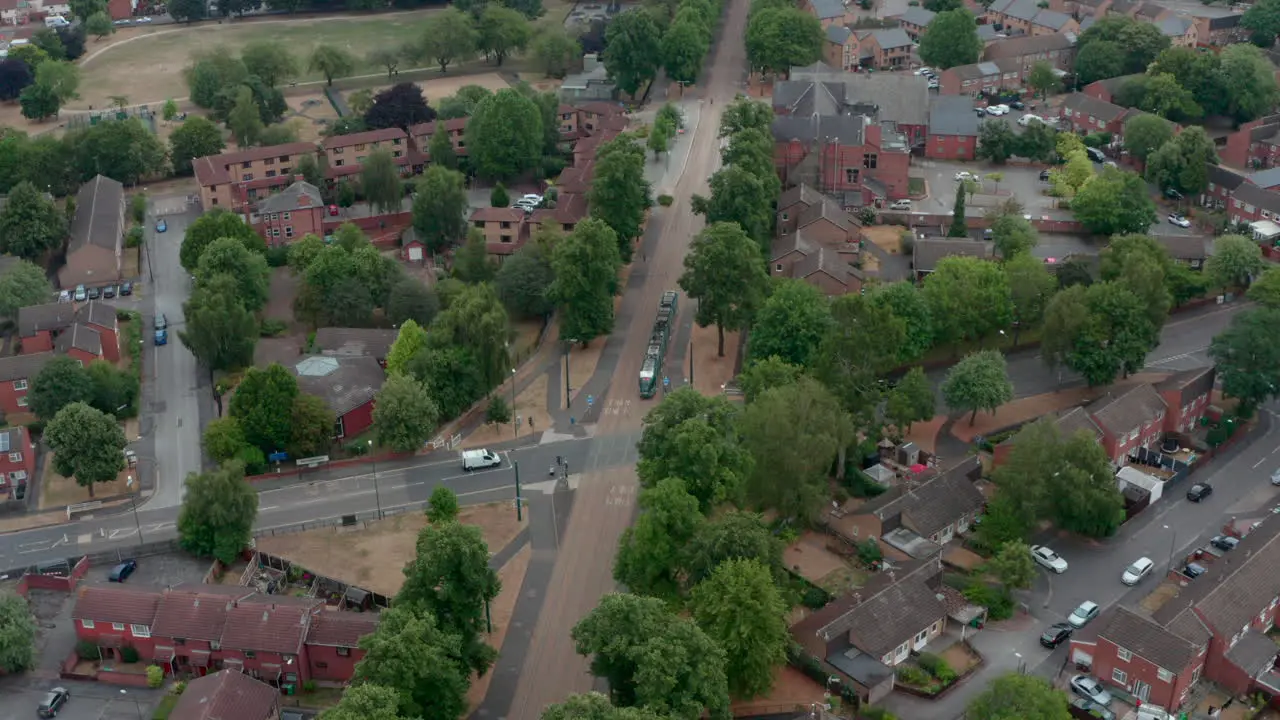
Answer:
(898, 6, 935, 26)
(827, 24, 852, 44)
(575, 100, 626, 117)
(929, 96, 981, 137)
(1055, 406, 1103, 441)
(1207, 163, 1247, 191)
(410, 117, 469, 138)
(73, 584, 162, 626)
(1155, 366, 1215, 407)
(1152, 234, 1207, 261)
(1250, 167, 1280, 189)
(20, 301, 115, 337)
(68, 175, 124, 255)
(0, 352, 54, 383)
(773, 114, 867, 145)
(912, 238, 995, 272)
(1156, 15, 1193, 35)
(845, 579, 947, 656)
(1063, 93, 1127, 123)
(152, 591, 233, 642)
(809, 0, 846, 19)
(257, 182, 323, 214)
(860, 456, 984, 537)
(292, 355, 385, 416)
(320, 127, 406, 150)
(792, 246, 854, 287)
(471, 207, 527, 223)
(1098, 607, 1200, 673)
(981, 31, 1075, 60)
(55, 323, 102, 357)
(1164, 608, 1212, 646)
(220, 603, 311, 655)
(798, 196, 854, 233)
(1032, 9, 1073, 29)
(1151, 514, 1280, 629)
(169, 670, 279, 720)
(305, 611, 380, 647)
(313, 327, 399, 360)
(779, 184, 827, 211)
(791, 558, 935, 637)
(193, 143, 318, 187)
(865, 27, 912, 49)
(1087, 383, 1167, 436)
(1225, 631, 1278, 676)
(1231, 182, 1280, 215)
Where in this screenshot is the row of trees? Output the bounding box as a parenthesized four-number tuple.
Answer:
(0, 23, 85, 115)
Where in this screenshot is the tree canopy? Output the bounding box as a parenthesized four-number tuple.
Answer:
(177, 460, 258, 563)
(919, 8, 982, 70)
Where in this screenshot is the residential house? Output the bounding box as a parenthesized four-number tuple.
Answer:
(980, 32, 1077, 74)
(1082, 74, 1145, 103)
(1152, 234, 1207, 270)
(926, 96, 981, 160)
(1200, 163, 1246, 210)
(1189, 10, 1243, 47)
(896, 7, 936, 41)
(18, 301, 120, 362)
(0, 426, 34, 496)
(977, 24, 1003, 43)
(790, 556, 948, 703)
(292, 356, 385, 440)
(1069, 607, 1207, 711)
(823, 25, 858, 71)
(470, 207, 528, 256)
(802, 0, 854, 28)
(855, 28, 913, 70)
(1156, 15, 1197, 46)
(1227, 182, 1280, 227)
(780, 63, 932, 145)
(1222, 115, 1280, 171)
(169, 670, 281, 720)
(1058, 93, 1129, 137)
(986, 0, 1079, 36)
(251, 181, 326, 246)
(937, 58, 1027, 97)
(312, 328, 399, 366)
(55, 323, 103, 365)
(1154, 366, 1215, 435)
(59, 175, 124, 290)
(993, 404, 1104, 466)
(770, 195, 866, 296)
(193, 142, 317, 213)
(776, 185, 829, 234)
(1251, 167, 1280, 190)
(559, 54, 615, 101)
(305, 611, 380, 682)
(0, 353, 53, 416)
(573, 101, 627, 135)
(911, 239, 995, 281)
(321, 127, 410, 182)
(529, 193, 590, 235)
(411, 118, 469, 161)
(1086, 383, 1168, 466)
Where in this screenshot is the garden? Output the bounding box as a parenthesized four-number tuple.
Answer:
(893, 645, 982, 697)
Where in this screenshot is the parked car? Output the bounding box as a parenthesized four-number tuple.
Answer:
(58, 290, 70, 302)
(915, 66, 933, 75)
(113, 17, 131, 24)
(1121, 557, 1153, 585)
(1271, 467, 1280, 486)
(37, 687, 69, 718)
(928, 78, 940, 90)
(108, 559, 137, 582)
(154, 328, 168, 346)
(1070, 675, 1113, 706)
(155, 313, 167, 331)
(1086, 147, 1106, 163)
(974, 107, 987, 117)
(986, 104, 1010, 116)
(1040, 622, 1073, 648)
(1009, 100, 1025, 110)
(87, 286, 101, 300)
(1070, 698, 1116, 720)
(1167, 213, 1191, 228)
(1031, 544, 1068, 573)
(1183, 562, 1208, 578)
(328, 204, 340, 216)
(1039, 169, 1052, 181)
(1164, 188, 1184, 201)
(1068, 600, 1100, 628)
(120, 281, 133, 296)
(1210, 535, 1240, 551)
(888, 199, 912, 210)
(155, 219, 167, 233)
(1187, 482, 1213, 502)
(955, 171, 980, 182)
(136, 15, 153, 21)
(73, 285, 86, 302)
(102, 285, 116, 299)
(1018, 114, 1043, 127)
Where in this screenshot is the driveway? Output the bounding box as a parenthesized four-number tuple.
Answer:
(0, 682, 162, 720)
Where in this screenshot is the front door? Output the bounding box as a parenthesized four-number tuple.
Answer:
(1133, 680, 1150, 702)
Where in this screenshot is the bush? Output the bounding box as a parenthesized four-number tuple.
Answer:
(121, 645, 140, 663)
(899, 230, 914, 254)
(76, 640, 100, 660)
(236, 445, 267, 475)
(146, 664, 164, 688)
(856, 207, 877, 224)
(963, 581, 1014, 620)
(131, 194, 148, 225)
(26, 419, 44, 437)
(265, 245, 290, 267)
(657, 194, 674, 207)
(935, 663, 958, 684)
(801, 585, 830, 609)
(346, 440, 369, 456)
(172, 680, 187, 695)
(302, 679, 317, 693)
(126, 226, 144, 248)
(259, 318, 288, 337)
(845, 468, 887, 497)
(917, 652, 944, 676)
(861, 708, 899, 720)
(896, 665, 931, 686)
(857, 539, 883, 566)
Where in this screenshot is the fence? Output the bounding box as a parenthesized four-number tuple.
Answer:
(64, 107, 157, 134)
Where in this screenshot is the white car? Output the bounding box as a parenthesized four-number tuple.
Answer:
(136, 15, 152, 22)
(1068, 600, 1101, 628)
(519, 193, 543, 205)
(927, 78, 940, 89)
(1121, 557, 1154, 585)
(113, 18, 131, 24)
(915, 66, 933, 76)
(986, 104, 1010, 116)
(888, 199, 912, 210)
(1272, 467, 1280, 486)
(954, 171, 979, 182)
(1018, 114, 1043, 127)
(1071, 675, 1113, 707)
(1031, 544, 1068, 573)
(1167, 213, 1191, 228)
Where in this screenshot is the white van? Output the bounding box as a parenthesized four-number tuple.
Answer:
(44, 15, 69, 27)
(462, 449, 502, 471)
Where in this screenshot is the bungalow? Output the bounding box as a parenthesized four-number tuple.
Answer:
(292, 356, 385, 440)
(59, 175, 124, 291)
(911, 239, 995, 281)
(312, 328, 399, 365)
(1152, 234, 1207, 270)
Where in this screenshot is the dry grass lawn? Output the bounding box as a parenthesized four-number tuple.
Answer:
(254, 501, 526, 597)
(38, 452, 138, 510)
(783, 531, 848, 584)
(463, 372, 551, 449)
(863, 225, 908, 255)
(1140, 582, 1180, 614)
(940, 642, 982, 674)
(729, 666, 826, 716)
(689, 322, 739, 396)
(465, 542, 531, 711)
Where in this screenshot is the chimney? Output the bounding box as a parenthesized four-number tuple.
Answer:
(584, 53, 599, 72)
(262, 611, 270, 622)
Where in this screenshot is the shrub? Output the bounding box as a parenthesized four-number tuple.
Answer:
(856, 207, 877, 224)
(857, 539, 883, 567)
(26, 419, 45, 436)
(302, 679, 317, 693)
(801, 585, 830, 609)
(346, 440, 369, 456)
(236, 445, 267, 475)
(861, 708, 899, 720)
(265, 245, 290, 267)
(845, 468, 887, 497)
(935, 663, 958, 684)
(172, 680, 187, 695)
(895, 665, 931, 686)
(126, 226, 144, 248)
(964, 581, 1014, 620)
(131, 193, 148, 225)
(146, 664, 164, 688)
(917, 652, 944, 676)
(259, 318, 288, 337)
(121, 645, 140, 663)
(899, 229, 914, 254)
(75, 640, 100, 660)
(657, 194, 674, 206)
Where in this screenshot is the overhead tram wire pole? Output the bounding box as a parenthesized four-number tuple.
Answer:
(368, 440, 382, 520)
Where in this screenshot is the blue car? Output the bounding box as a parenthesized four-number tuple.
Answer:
(156, 219, 167, 233)
(154, 328, 167, 345)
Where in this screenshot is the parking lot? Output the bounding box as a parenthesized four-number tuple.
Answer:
(0, 683, 160, 720)
(86, 549, 212, 588)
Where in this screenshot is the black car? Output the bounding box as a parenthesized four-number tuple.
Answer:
(1039, 169, 1052, 181)
(37, 687, 69, 718)
(1210, 534, 1239, 551)
(975, 107, 987, 117)
(1040, 622, 1073, 648)
(1010, 100, 1025, 110)
(1184, 562, 1208, 578)
(120, 281, 133, 296)
(87, 286, 101, 300)
(1163, 187, 1184, 201)
(108, 559, 137, 582)
(1187, 483, 1213, 502)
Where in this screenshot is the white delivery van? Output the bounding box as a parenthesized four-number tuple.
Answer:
(462, 449, 502, 471)
(44, 15, 69, 27)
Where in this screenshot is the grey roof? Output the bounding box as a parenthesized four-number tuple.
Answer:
(18, 301, 114, 337)
(1155, 367, 1216, 406)
(1156, 15, 1193, 36)
(981, 32, 1076, 60)
(1250, 167, 1280, 189)
(928, 96, 981, 137)
(1225, 631, 1279, 676)
(977, 61, 1001, 76)
(68, 175, 124, 256)
(793, 246, 854, 287)
(790, 557, 935, 640)
(809, 0, 846, 19)
(798, 196, 854, 233)
(1055, 406, 1103, 441)
(996, 0, 1040, 20)
(55, 323, 102, 357)
(912, 238, 995, 272)
(772, 114, 867, 146)
(898, 6, 935, 26)
(1063, 93, 1127, 123)
(1032, 9, 1073, 29)
(257, 181, 323, 214)
(1087, 383, 1167, 436)
(772, 232, 816, 261)
(1231, 182, 1280, 215)
(292, 355, 385, 416)
(789, 61, 845, 81)
(775, 74, 930, 127)
(1078, 14, 1097, 31)
(0, 352, 53, 382)
(313, 327, 399, 360)
(977, 24, 1001, 41)
(845, 579, 947, 656)
(827, 24, 853, 44)
(778, 184, 827, 211)
(1165, 609, 1213, 647)
(1152, 234, 1207, 261)
(1152, 518, 1280, 627)
(1208, 163, 1247, 191)
(866, 27, 913, 49)
(1097, 607, 1200, 674)
(826, 646, 895, 689)
(860, 456, 985, 537)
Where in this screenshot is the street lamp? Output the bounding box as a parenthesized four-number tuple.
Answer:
(126, 474, 143, 544)
(368, 440, 382, 520)
(1163, 524, 1178, 572)
(510, 367, 517, 438)
(1013, 651, 1026, 675)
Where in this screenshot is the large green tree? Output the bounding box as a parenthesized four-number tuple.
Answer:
(919, 8, 982, 70)
(411, 166, 469, 254)
(1219, 43, 1280, 123)
(0, 259, 51, 321)
(0, 592, 36, 674)
(466, 88, 543, 180)
(548, 218, 621, 345)
(589, 135, 650, 262)
(682, 511, 783, 588)
(308, 44, 356, 86)
(45, 401, 126, 498)
(922, 256, 1011, 349)
(941, 349, 1013, 425)
(869, 282, 934, 363)
(542, 693, 672, 720)
(1071, 166, 1157, 236)
(194, 236, 271, 311)
(1145, 126, 1218, 196)
(678, 222, 769, 357)
(635, 388, 748, 509)
(967, 673, 1072, 720)
(322, 685, 407, 720)
(229, 363, 298, 452)
(1209, 306, 1280, 417)
(417, 7, 478, 72)
(0, 180, 66, 260)
(661, 16, 709, 85)
(373, 373, 440, 453)
(353, 607, 470, 720)
(691, 165, 775, 253)
(1042, 282, 1158, 386)
(1205, 234, 1264, 290)
(177, 460, 258, 563)
(179, 208, 266, 271)
(28, 355, 92, 422)
(428, 282, 510, 388)
(744, 6, 822, 76)
(495, 241, 555, 319)
(614, 477, 704, 601)
(603, 9, 663, 96)
(181, 273, 259, 372)
(169, 116, 226, 176)
(690, 559, 787, 699)
(885, 366, 936, 434)
(361, 149, 404, 215)
(1004, 252, 1058, 342)
(240, 40, 297, 87)
(747, 279, 833, 369)
(1122, 113, 1173, 165)
(815, 293, 905, 422)
(477, 5, 532, 65)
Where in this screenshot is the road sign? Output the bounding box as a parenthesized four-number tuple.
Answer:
(268, 451, 288, 463)
(296, 455, 330, 468)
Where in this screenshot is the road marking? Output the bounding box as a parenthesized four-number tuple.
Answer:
(605, 485, 636, 507)
(260, 505, 279, 511)
(107, 528, 137, 540)
(77, 534, 92, 544)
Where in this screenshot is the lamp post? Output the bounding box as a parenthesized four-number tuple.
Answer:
(510, 367, 517, 438)
(120, 689, 144, 720)
(368, 440, 382, 520)
(564, 341, 572, 410)
(1164, 524, 1177, 572)
(1014, 652, 1026, 675)
(126, 474, 143, 544)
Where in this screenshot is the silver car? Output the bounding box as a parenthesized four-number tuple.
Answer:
(1271, 467, 1280, 486)
(1071, 675, 1113, 706)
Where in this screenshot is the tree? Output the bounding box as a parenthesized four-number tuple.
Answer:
(65, 116, 167, 186)
(455, 229, 496, 284)
(590, 136, 651, 261)
(0, 259, 50, 321)
(308, 44, 356, 86)
(398, 521, 500, 675)
(678, 223, 769, 357)
(33, 59, 77, 103)
(0, 181, 65, 261)
(367, 47, 402, 80)
(427, 486, 459, 524)
(1005, 252, 1057, 342)
(976, 119, 1018, 164)
(411, 166, 469, 254)
(532, 27, 580, 77)
(495, 241, 555, 318)
(353, 607, 470, 720)
(682, 511, 783, 589)
(1248, 267, 1280, 308)
(1206, 234, 1263, 290)
(195, 237, 270, 312)
(477, 5, 531, 65)
(1122, 113, 1172, 164)
(1051, 149, 1094, 198)
(548, 218, 622, 345)
(542, 694, 672, 720)
(169, 116, 225, 176)
(428, 282, 510, 388)
(967, 673, 1072, 720)
(744, 6, 822, 76)
(691, 165, 774, 253)
(747, 279, 832, 369)
(988, 211, 1037, 259)
(1026, 60, 1060, 98)
(415, 7, 478, 72)
(427, 125, 459, 170)
(942, 349, 1013, 425)
(484, 394, 511, 427)
(1076, 16, 1169, 77)
(176, 460, 258, 563)
(29, 355, 93, 422)
(989, 540, 1036, 589)
(1244, 0, 1280, 43)
(0, 592, 36, 674)
(662, 17, 709, 85)
(436, 84, 494, 120)
(202, 417, 246, 464)
(1016, 120, 1058, 163)
(923, 256, 1012, 349)
(386, 319, 428, 377)
(739, 377, 850, 521)
(885, 366, 936, 434)
(81, 11, 111, 39)
(690, 559, 787, 699)
(365, 82, 435, 132)
(45, 402, 126, 497)
(870, 282, 934, 363)
(323, 685, 407, 720)
(614, 477, 703, 601)
(180, 208, 265, 271)
(919, 8, 982, 70)
(373, 373, 439, 453)
(467, 88, 543, 179)
(288, 395, 336, 461)
(18, 81, 59, 121)
(184, 50, 247, 109)
(1220, 39, 1280, 122)
(240, 41, 297, 87)
(1074, 40, 1125, 85)
(1209, 307, 1280, 417)
(1042, 282, 1158, 385)
(229, 363, 298, 452)
(0, 58, 33, 102)
(388, 277, 441, 327)
(490, 184, 510, 209)
(87, 360, 139, 418)
(407, 345, 485, 421)
(604, 9, 663, 96)
(168, 0, 207, 20)
(947, 182, 967, 237)
(181, 274, 258, 372)
(1072, 167, 1156, 236)
(358, 150, 402, 215)
(636, 387, 747, 500)
(572, 593, 731, 720)
(1145, 126, 1218, 196)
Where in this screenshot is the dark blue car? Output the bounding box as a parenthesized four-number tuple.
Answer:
(154, 328, 167, 346)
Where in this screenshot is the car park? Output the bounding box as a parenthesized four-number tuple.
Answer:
(1068, 601, 1100, 628)
(120, 281, 133, 296)
(1187, 482, 1213, 502)
(103, 285, 116, 299)
(108, 559, 137, 582)
(1040, 622, 1073, 648)
(888, 199, 912, 210)
(1031, 544, 1068, 573)
(87, 286, 101, 300)
(1210, 535, 1239, 551)
(37, 687, 69, 718)
(1070, 675, 1113, 706)
(1070, 698, 1116, 720)
(1167, 213, 1191, 228)
(1121, 557, 1153, 585)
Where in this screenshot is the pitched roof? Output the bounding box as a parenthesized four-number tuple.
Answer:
(1156, 14, 1193, 35)
(928, 96, 981, 137)
(809, 0, 846, 19)
(863, 27, 912, 49)
(792, 246, 854, 288)
(471, 207, 527, 223)
(981, 32, 1076, 60)
(1164, 608, 1213, 646)
(1087, 383, 1167, 436)
(72, 584, 162, 626)
(1055, 406, 1103, 441)
(845, 579, 947, 656)
(0, 352, 54, 383)
(410, 117, 469, 139)
(859, 456, 985, 537)
(1207, 163, 1247, 191)
(19, 301, 115, 337)
(798, 196, 854, 233)
(305, 611, 380, 647)
(774, 74, 930, 128)
(220, 602, 312, 655)
(977, 24, 1002, 41)
(313, 328, 400, 360)
(55, 323, 102, 357)
(790, 559, 944, 651)
(320, 126, 407, 150)
(1097, 606, 1200, 673)
(152, 591, 235, 642)
(1250, 167, 1280, 189)
(944, 57, 1020, 81)
(912, 238, 995, 272)
(1231, 182, 1280, 215)
(193, 143, 318, 187)
(1152, 234, 1207, 261)
(827, 24, 852, 44)
(1032, 8, 1073, 29)
(292, 355, 385, 416)
(779, 184, 827, 211)
(1226, 630, 1279, 676)
(68, 175, 124, 256)
(897, 6, 935, 26)
(169, 670, 279, 720)
(257, 181, 323, 214)
(1063, 93, 1127, 123)
(1155, 366, 1215, 407)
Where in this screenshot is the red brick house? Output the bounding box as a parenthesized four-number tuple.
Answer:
(0, 353, 53, 416)
(530, 193, 589, 235)
(193, 142, 318, 213)
(0, 426, 34, 496)
(980, 32, 1078, 74)
(291, 356, 384, 440)
(1058, 93, 1129, 137)
(251, 181, 326, 246)
(1084, 383, 1168, 467)
(18, 301, 120, 363)
(411, 118, 470, 160)
(1081, 74, 1145, 104)
(802, 0, 854, 28)
(169, 670, 281, 720)
(56, 324, 104, 365)
(1200, 163, 1246, 211)
(1228, 182, 1280, 227)
(927, 96, 981, 160)
(896, 6, 936, 40)
(321, 127, 411, 182)
(74, 583, 379, 685)
(774, 116, 911, 205)
(1068, 607, 1207, 711)
(1155, 367, 1215, 434)
(1222, 114, 1280, 171)
(59, 175, 124, 291)
(937, 58, 1026, 97)
(470, 207, 529, 256)
(986, 0, 1079, 35)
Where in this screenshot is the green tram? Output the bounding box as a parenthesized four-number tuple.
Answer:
(639, 291, 679, 398)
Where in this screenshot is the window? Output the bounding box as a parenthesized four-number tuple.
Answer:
(846, 168, 859, 183)
(9, 470, 26, 483)
(500, 221, 511, 229)
(264, 158, 275, 166)
(1192, 664, 1201, 681)
(474, 221, 485, 229)
(265, 170, 277, 178)
(12, 380, 25, 391)
(130, 625, 150, 638)
(242, 161, 252, 169)
(285, 227, 294, 239)
(334, 147, 344, 154)
(17, 397, 27, 408)
(457, 141, 465, 148)
(278, 156, 289, 162)
(1158, 668, 1173, 682)
(864, 154, 878, 169)
(1112, 668, 1127, 684)
(283, 212, 291, 221)
(392, 138, 402, 145)
(112, 622, 124, 631)
(914, 628, 928, 644)
(394, 150, 403, 158)
(270, 213, 279, 221)
(315, 661, 329, 669)
(337, 647, 351, 657)
(501, 235, 512, 243)
(242, 174, 253, 182)
(272, 228, 280, 237)
(781, 212, 789, 221)
(335, 159, 345, 167)
(244, 651, 256, 659)
(81, 619, 94, 629)
(282, 167, 290, 175)
(1116, 647, 1131, 661)
(775, 263, 784, 272)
